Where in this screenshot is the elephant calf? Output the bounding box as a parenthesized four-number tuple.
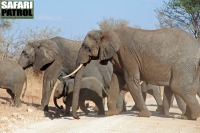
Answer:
(0, 59, 27, 107)
(54, 76, 107, 116)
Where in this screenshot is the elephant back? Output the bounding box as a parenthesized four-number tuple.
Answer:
(0, 59, 26, 88)
(50, 37, 82, 74)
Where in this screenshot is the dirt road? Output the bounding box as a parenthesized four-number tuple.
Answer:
(14, 97, 200, 133)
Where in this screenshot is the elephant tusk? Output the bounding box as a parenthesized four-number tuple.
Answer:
(63, 64, 83, 79)
(140, 81, 143, 85)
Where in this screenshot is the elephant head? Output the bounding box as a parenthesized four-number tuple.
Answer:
(76, 30, 120, 65)
(18, 39, 58, 71)
(71, 30, 120, 119)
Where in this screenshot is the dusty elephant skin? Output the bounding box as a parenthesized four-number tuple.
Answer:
(0, 59, 27, 107)
(54, 76, 107, 116)
(18, 37, 82, 111)
(72, 27, 200, 120)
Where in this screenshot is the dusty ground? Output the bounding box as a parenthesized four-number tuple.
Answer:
(0, 71, 200, 133)
(1, 89, 200, 133)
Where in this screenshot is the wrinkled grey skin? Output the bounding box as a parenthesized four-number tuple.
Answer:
(0, 59, 27, 107)
(18, 37, 81, 111)
(54, 76, 107, 116)
(131, 82, 163, 112)
(163, 68, 200, 118)
(72, 27, 200, 120)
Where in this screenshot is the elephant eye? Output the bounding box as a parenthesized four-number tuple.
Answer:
(82, 44, 87, 49)
(82, 44, 91, 52)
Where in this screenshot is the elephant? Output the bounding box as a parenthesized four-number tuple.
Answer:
(0, 59, 27, 107)
(18, 37, 82, 111)
(53, 76, 108, 116)
(69, 27, 200, 120)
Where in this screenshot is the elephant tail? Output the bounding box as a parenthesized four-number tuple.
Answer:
(21, 75, 27, 98)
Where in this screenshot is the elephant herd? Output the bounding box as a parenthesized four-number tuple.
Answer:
(1, 26, 200, 121)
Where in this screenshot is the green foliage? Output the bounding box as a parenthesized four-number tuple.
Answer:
(155, 0, 200, 38)
(97, 18, 129, 30)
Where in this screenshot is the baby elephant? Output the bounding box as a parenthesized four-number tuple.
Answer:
(0, 59, 27, 107)
(54, 76, 107, 116)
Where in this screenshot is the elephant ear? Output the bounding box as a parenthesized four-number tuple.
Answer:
(33, 40, 57, 71)
(98, 31, 120, 61)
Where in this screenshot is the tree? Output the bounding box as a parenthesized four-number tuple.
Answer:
(155, 0, 200, 38)
(1, 25, 61, 59)
(97, 18, 129, 30)
(0, 20, 13, 58)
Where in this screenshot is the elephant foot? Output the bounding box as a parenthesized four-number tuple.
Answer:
(64, 111, 71, 116)
(131, 105, 140, 111)
(138, 110, 151, 117)
(98, 111, 105, 115)
(191, 111, 200, 120)
(156, 106, 163, 113)
(106, 109, 119, 116)
(14, 102, 22, 107)
(72, 113, 80, 119)
(37, 105, 44, 110)
(161, 109, 170, 116)
(177, 114, 197, 120)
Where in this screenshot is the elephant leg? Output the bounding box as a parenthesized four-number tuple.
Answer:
(174, 94, 186, 115)
(64, 97, 71, 116)
(94, 97, 105, 115)
(79, 99, 90, 115)
(149, 88, 163, 112)
(116, 90, 127, 113)
(124, 72, 151, 117)
(12, 82, 24, 107)
(93, 98, 105, 112)
(132, 82, 148, 111)
(170, 67, 200, 120)
(162, 86, 173, 116)
(6, 89, 14, 100)
(40, 65, 61, 111)
(106, 73, 120, 116)
(141, 82, 147, 102)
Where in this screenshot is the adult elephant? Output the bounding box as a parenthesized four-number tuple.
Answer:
(18, 37, 81, 111)
(69, 27, 200, 120)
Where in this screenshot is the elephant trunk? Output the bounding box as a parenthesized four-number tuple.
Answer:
(72, 65, 85, 119)
(53, 96, 64, 109)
